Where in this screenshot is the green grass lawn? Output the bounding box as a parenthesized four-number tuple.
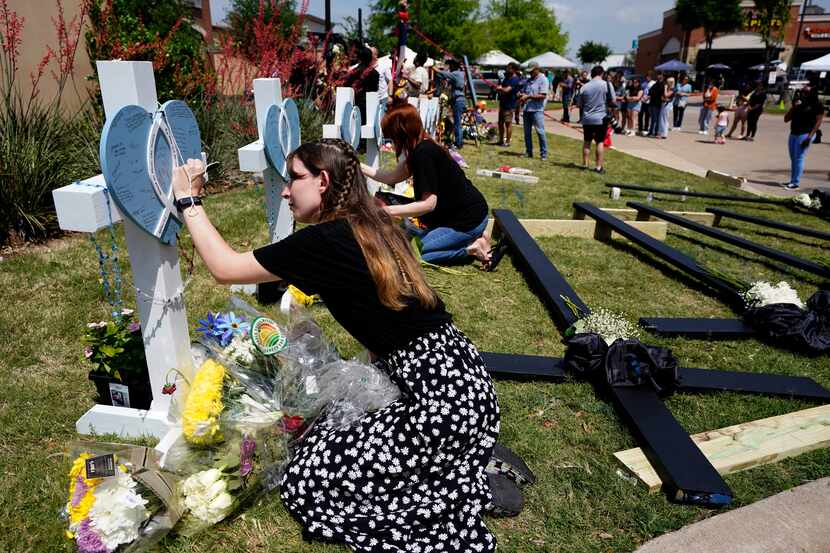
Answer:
(2, 131, 830, 552)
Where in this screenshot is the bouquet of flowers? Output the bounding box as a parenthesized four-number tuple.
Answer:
(82, 308, 146, 379)
(162, 297, 401, 534)
(742, 281, 805, 310)
(568, 307, 640, 346)
(64, 443, 181, 553)
(792, 192, 822, 213)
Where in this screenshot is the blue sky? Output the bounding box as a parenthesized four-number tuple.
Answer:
(307, 0, 677, 56)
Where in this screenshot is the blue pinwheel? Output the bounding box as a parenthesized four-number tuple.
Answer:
(215, 311, 250, 346)
(196, 311, 225, 345)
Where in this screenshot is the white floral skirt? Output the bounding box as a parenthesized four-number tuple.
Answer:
(280, 323, 501, 552)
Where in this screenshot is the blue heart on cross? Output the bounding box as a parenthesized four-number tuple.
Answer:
(263, 98, 301, 179)
(99, 100, 202, 245)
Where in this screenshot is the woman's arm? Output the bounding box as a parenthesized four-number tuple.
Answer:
(802, 113, 825, 147)
(385, 194, 437, 218)
(361, 155, 410, 185)
(173, 160, 279, 285)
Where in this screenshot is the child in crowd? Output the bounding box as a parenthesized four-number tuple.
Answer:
(714, 105, 729, 144)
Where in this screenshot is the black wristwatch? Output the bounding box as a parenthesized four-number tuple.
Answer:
(175, 196, 203, 212)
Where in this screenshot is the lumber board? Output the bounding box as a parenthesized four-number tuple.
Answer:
(629, 202, 830, 279)
(481, 352, 566, 381)
(598, 208, 716, 226)
(707, 207, 830, 241)
(485, 218, 668, 241)
(639, 317, 755, 339)
(605, 183, 782, 204)
(614, 404, 830, 492)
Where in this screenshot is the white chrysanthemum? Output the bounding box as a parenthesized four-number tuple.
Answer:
(573, 308, 640, 346)
(181, 469, 234, 524)
(743, 281, 804, 309)
(88, 471, 150, 550)
(794, 193, 813, 208)
(222, 335, 256, 366)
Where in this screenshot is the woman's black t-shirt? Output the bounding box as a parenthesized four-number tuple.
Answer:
(790, 101, 825, 135)
(252, 219, 452, 356)
(408, 140, 489, 231)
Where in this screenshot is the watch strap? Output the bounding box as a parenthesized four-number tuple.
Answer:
(175, 196, 203, 212)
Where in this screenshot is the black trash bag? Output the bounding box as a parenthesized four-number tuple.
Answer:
(810, 189, 830, 217)
(563, 333, 608, 381)
(746, 291, 830, 354)
(604, 339, 680, 394)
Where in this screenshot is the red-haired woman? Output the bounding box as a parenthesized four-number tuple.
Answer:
(361, 103, 493, 266)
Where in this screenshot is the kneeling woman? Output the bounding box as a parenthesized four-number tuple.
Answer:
(362, 103, 492, 266)
(171, 139, 500, 552)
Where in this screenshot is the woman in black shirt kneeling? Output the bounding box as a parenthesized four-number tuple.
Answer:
(362, 103, 493, 266)
(171, 139, 500, 552)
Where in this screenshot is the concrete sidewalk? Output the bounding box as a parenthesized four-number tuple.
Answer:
(634, 478, 830, 553)
(486, 105, 829, 197)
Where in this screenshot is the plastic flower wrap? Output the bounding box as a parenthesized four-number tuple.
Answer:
(63, 443, 182, 553)
(742, 281, 805, 310)
(163, 296, 401, 535)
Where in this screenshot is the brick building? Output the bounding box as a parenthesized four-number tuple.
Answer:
(635, 1, 830, 76)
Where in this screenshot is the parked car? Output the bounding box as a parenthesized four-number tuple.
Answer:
(470, 70, 502, 99)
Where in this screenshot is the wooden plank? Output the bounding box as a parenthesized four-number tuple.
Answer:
(485, 218, 668, 241)
(629, 202, 830, 279)
(599, 208, 715, 226)
(640, 317, 756, 339)
(614, 404, 830, 492)
(606, 183, 782, 204)
(481, 352, 566, 381)
(706, 207, 830, 241)
(476, 169, 539, 184)
(706, 169, 746, 188)
(572, 202, 744, 306)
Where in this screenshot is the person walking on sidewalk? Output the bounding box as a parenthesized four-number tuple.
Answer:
(647, 72, 665, 137)
(783, 84, 825, 190)
(578, 65, 616, 174)
(625, 77, 643, 136)
(518, 61, 550, 160)
(659, 77, 675, 138)
(638, 71, 654, 135)
(745, 80, 767, 141)
(673, 75, 692, 129)
(560, 70, 575, 123)
(698, 79, 719, 134)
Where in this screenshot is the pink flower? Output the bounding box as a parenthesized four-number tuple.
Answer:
(127, 322, 140, 333)
(71, 475, 88, 507)
(239, 434, 256, 477)
(75, 519, 109, 553)
(84, 346, 93, 359)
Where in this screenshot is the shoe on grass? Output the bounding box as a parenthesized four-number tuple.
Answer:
(594, 167, 605, 174)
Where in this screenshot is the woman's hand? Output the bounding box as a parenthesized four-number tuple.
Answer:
(172, 158, 206, 201)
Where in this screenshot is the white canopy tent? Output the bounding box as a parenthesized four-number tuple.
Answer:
(801, 53, 830, 72)
(475, 50, 519, 67)
(522, 51, 578, 69)
(377, 46, 435, 70)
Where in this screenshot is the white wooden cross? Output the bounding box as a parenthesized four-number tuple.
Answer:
(52, 61, 194, 451)
(237, 78, 294, 246)
(323, 86, 409, 195)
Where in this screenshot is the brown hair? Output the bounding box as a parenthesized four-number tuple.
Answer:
(287, 139, 439, 311)
(381, 103, 446, 171)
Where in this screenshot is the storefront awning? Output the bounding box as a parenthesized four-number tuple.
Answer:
(698, 33, 766, 50)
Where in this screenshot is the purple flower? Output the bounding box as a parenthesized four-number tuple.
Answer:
(127, 322, 141, 333)
(83, 346, 93, 359)
(239, 434, 256, 477)
(71, 475, 88, 507)
(75, 519, 109, 553)
(216, 312, 250, 346)
(196, 311, 225, 345)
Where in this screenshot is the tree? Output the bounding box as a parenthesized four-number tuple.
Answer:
(675, 0, 743, 70)
(577, 41, 612, 66)
(484, 0, 568, 62)
(226, 0, 298, 62)
(367, 0, 490, 60)
(752, 0, 791, 72)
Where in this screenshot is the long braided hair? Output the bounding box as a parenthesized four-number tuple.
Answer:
(287, 139, 439, 311)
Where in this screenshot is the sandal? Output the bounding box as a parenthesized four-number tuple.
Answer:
(484, 241, 509, 272)
(483, 472, 524, 517)
(487, 443, 537, 487)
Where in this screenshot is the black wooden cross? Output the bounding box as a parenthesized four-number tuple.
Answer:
(484, 208, 830, 508)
